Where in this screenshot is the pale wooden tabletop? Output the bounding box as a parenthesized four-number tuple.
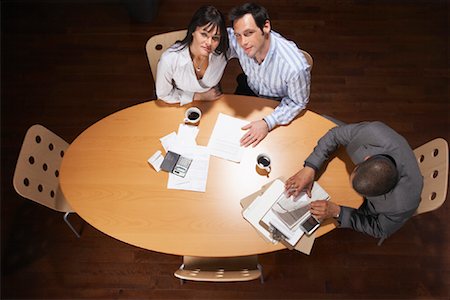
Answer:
(60, 94, 361, 257)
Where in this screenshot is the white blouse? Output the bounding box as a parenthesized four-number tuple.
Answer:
(156, 44, 227, 105)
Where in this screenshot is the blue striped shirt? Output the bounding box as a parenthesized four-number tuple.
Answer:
(228, 28, 311, 130)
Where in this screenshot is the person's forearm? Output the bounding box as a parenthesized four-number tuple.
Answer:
(266, 97, 306, 130)
(339, 206, 407, 239)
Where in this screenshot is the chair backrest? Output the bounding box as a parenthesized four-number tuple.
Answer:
(413, 138, 449, 215)
(174, 255, 263, 283)
(301, 50, 313, 69)
(13, 124, 72, 213)
(145, 29, 188, 81)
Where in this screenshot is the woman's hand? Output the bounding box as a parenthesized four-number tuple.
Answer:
(194, 86, 223, 101)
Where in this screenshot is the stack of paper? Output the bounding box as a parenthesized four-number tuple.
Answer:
(148, 113, 250, 192)
(243, 179, 329, 247)
(148, 124, 210, 192)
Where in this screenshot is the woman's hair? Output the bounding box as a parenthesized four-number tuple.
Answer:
(176, 5, 229, 55)
(229, 2, 270, 32)
(352, 154, 399, 197)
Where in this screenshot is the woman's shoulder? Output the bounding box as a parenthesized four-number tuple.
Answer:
(161, 43, 184, 57)
(160, 44, 190, 64)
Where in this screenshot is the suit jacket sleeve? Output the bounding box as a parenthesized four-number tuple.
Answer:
(339, 200, 417, 239)
(304, 122, 364, 170)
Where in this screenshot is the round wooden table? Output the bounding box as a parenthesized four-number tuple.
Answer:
(60, 95, 361, 257)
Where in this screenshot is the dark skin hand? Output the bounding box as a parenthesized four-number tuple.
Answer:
(285, 166, 340, 220)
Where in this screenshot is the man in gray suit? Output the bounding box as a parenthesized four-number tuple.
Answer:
(285, 121, 423, 240)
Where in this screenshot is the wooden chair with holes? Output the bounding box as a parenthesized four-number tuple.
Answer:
(413, 138, 448, 215)
(145, 29, 187, 82)
(174, 255, 264, 284)
(13, 124, 81, 238)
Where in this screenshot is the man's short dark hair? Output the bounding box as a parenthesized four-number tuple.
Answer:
(229, 2, 270, 32)
(352, 154, 399, 197)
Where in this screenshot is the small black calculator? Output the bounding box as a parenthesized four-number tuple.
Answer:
(160, 151, 192, 178)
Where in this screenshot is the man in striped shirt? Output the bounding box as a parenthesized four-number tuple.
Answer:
(228, 3, 311, 147)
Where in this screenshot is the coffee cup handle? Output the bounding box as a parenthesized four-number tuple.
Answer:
(265, 165, 271, 173)
(184, 117, 190, 123)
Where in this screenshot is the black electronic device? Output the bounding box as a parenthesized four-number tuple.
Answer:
(299, 212, 321, 235)
(160, 151, 192, 178)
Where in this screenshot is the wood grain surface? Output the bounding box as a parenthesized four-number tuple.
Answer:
(2, 0, 448, 298)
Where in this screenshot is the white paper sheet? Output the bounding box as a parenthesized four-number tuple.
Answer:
(243, 196, 278, 243)
(147, 150, 164, 172)
(207, 113, 249, 162)
(159, 131, 177, 152)
(177, 124, 199, 147)
(167, 145, 210, 192)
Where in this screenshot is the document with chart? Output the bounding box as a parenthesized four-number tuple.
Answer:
(242, 179, 329, 247)
(260, 180, 329, 246)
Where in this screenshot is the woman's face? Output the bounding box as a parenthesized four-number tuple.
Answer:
(191, 24, 221, 56)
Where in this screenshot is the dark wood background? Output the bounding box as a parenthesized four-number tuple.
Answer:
(1, 0, 448, 299)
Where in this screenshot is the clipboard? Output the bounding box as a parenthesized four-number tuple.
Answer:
(240, 177, 317, 255)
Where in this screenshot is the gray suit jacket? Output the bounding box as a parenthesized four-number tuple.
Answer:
(305, 121, 423, 239)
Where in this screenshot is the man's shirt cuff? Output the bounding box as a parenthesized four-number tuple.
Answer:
(263, 115, 277, 131)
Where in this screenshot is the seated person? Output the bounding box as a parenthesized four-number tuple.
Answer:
(156, 5, 229, 105)
(227, 3, 311, 147)
(285, 121, 423, 241)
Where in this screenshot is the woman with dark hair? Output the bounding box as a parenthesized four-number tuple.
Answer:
(156, 5, 229, 105)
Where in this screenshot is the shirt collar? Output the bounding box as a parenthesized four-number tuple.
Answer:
(261, 31, 277, 65)
(173, 44, 216, 67)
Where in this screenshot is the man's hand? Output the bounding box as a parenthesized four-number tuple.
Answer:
(240, 120, 269, 147)
(285, 167, 316, 198)
(310, 200, 340, 221)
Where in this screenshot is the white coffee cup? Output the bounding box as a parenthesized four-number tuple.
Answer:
(184, 107, 202, 124)
(256, 153, 271, 173)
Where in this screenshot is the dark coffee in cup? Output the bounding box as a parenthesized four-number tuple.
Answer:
(188, 112, 200, 120)
(256, 153, 272, 175)
(257, 156, 270, 167)
(184, 107, 202, 124)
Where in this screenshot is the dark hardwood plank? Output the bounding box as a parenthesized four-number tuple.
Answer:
(1, 0, 448, 299)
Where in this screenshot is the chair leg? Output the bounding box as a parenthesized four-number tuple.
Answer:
(257, 263, 264, 284)
(63, 212, 81, 238)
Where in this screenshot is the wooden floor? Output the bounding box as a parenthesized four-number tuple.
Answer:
(1, 0, 449, 299)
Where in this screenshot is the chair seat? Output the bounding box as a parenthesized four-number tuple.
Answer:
(174, 267, 262, 282)
(174, 255, 263, 283)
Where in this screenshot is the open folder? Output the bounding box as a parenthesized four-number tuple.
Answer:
(240, 178, 324, 255)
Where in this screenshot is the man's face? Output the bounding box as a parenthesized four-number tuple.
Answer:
(232, 13, 270, 60)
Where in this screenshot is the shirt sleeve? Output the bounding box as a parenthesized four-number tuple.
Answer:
(263, 67, 311, 130)
(155, 52, 194, 105)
